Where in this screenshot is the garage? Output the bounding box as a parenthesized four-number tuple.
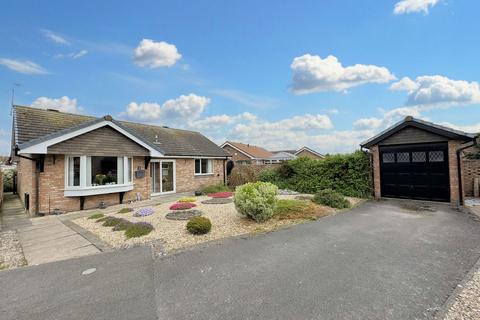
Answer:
(379, 142, 450, 202)
(361, 116, 476, 205)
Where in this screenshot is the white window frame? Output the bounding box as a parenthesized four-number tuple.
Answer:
(150, 159, 176, 196)
(194, 158, 214, 176)
(64, 155, 134, 197)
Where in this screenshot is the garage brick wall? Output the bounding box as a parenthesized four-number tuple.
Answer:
(463, 159, 480, 197)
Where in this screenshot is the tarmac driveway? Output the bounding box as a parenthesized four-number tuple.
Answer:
(155, 200, 480, 320)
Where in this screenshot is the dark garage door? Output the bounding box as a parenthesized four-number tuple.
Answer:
(380, 142, 450, 202)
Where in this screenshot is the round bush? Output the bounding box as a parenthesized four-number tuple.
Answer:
(312, 189, 350, 209)
(170, 202, 197, 210)
(125, 222, 154, 239)
(234, 182, 278, 222)
(186, 217, 212, 235)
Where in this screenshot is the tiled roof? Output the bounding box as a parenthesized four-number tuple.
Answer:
(360, 116, 475, 148)
(13, 106, 229, 157)
(223, 141, 273, 159)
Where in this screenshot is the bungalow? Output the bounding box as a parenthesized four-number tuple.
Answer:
(221, 141, 324, 165)
(11, 106, 229, 216)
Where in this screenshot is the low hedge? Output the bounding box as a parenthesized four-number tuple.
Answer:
(312, 189, 350, 209)
(259, 150, 372, 198)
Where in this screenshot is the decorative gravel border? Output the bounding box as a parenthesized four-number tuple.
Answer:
(165, 210, 203, 220)
(201, 198, 233, 204)
(0, 230, 27, 270)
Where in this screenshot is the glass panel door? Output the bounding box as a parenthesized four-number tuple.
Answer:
(161, 161, 174, 193)
(150, 162, 161, 194)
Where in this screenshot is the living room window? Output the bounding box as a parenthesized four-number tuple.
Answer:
(65, 156, 133, 190)
(195, 158, 213, 175)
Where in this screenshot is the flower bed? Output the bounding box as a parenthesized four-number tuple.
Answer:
(207, 192, 233, 198)
(170, 202, 197, 210)
(134, 207, 155, 217)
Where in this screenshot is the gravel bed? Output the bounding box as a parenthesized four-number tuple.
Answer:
(165, 210, 203, 220)
(73, 194, 359, 252)
(201, 198, 233, 204)
(278, 189, 299, 195)
(443, 267, 480, 320)
(0, 230, 27, 270)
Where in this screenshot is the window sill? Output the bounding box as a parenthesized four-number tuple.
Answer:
(64, 183, 134, 197)
(194, 173, 214, 177)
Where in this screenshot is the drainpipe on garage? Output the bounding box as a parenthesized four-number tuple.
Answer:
(457, 137, 479, 205)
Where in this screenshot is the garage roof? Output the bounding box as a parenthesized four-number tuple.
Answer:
(360, 116, 476, 149)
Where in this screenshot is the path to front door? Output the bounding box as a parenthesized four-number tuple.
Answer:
(0, 194, 100, 266)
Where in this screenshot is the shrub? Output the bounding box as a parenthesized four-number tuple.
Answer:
(186, 216, 212, 235)
(102, 217, 123, 227)
(170, 202, 197, 210)
(178, 197, 197, 203)
(259, 151, 372, 198)
(208, 191, 233, 198)
(2, 169, 16, 192)
(312, 189, 350, 209)
(134, 207, 155, 217)
(125, 222, 154, 239)
(118, 207, 133, 214)
(278, 162, 294, 179)
(201, 184, 230, 194)
(274, 199, 309, 217)
(234, 182, 278, 222)
(88, 213, 104, 220)
(112, 218, 133, 231)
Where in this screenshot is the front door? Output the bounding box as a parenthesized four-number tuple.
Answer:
(150, 160, 175, 195)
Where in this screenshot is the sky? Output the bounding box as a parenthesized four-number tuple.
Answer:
(1, 0, 479, 155)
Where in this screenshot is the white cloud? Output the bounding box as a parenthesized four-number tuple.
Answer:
(393, 0, 439, 15)
(439, 122, 480, 134)
(390, 75, 480, 107)
(0, 58, 48, 74)
(134, 39, 181, 68)
(41, 29, 70, 45)
(121, 94, 210, 122)
(290, 54, 395, 94)
(31, 96, 83, 114)
(55, 50, 88, 60)
(353, 117, 384, 129)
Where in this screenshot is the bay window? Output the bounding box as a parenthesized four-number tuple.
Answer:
(195, 158, 213, 175)
(65, 156, 133, 193)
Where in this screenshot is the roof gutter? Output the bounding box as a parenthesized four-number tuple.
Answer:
(457, 137, 478, 206)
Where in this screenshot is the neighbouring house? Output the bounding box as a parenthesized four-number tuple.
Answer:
(11, 106, 229, 216)
(220, 141, 274, 165)
(221, 141, 324, 164)
(361, 116, 478, 205)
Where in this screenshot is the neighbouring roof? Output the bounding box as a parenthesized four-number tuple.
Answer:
(13, 106, 229, 157)
(268, 151, 297, 161)
(360, 116, 476, 149)
(270, 149, 297, 155)
(221, 141, 273, 159)
(295, 146, 324, 158)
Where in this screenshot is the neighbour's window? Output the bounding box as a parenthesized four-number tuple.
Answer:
(382, 153, 395, 163)
(397, 152, 410, 163)
(195, 159, 213, 175)
(67, 156, 80, 186)
(429, 151, 444, 162)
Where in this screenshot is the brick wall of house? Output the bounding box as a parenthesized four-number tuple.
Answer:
(36, 155, 150, 214)
(18, 155, 224, 214)
(174, 158, 225, 193)
(371, 146, 381, 199)
(448, 140, 462, 205)
(17, 157, 35, 215)
(222, 145, 251, 163)
(462, 159, 480, 197)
